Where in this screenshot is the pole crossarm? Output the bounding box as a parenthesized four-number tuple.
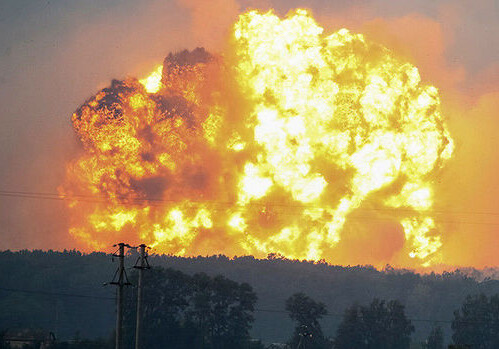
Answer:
(109, 242, 133, 349)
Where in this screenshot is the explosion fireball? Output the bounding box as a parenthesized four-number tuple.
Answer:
(60, 10, 453, 267)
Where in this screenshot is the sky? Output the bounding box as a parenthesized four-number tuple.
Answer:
(0, 0, 498, 268)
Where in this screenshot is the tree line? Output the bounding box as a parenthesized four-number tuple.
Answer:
(122, 268, 261, 349)
(273, 291, 499, 349)
(3, 266, 499, 348)
(0, 250, 499, 348)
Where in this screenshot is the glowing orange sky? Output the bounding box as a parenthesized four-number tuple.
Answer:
(0, 0, 498, 269)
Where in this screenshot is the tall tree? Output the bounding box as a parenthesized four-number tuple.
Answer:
(452, 294, 499, 349)
(334, 304, 365, 349)
(124, 268, 258, 349)
(335, 299, 414, 349)
(425, 326, 444, 349)
(285, 293, 330, 349)
(123, 267, 198, 349)
(189, 273, 257, 349)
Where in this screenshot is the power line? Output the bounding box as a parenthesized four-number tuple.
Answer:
(252, 307, 490, 325)
(253, 307, 453, 323)
(0, 286, 115, 301)
(1, 286, 497, 326)
(2, 189, 499, 227)
(2, 189, 499, 216)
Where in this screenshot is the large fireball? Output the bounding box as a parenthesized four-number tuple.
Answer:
(60, 10, 453, 267)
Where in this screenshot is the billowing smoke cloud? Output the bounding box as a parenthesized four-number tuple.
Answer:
(60, 10, 456, 268)
(1, 0, 498, 269)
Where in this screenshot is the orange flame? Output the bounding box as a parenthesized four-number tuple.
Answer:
(60, 10, 453, 267)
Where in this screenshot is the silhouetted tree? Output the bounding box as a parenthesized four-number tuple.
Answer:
(189, 273, 257, 349)
(334, 303, 365, 349)
(285, 293, 330, 349)
(424, 326, 444, 349)
(335, 299, 414, 349)
(124, 268, 258, 349)
(451, 294, 499, 349)
(124, 267, 198, 349)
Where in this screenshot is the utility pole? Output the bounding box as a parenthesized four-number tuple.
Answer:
(134, 244, 150, 349)
(110, 243, 131, 349)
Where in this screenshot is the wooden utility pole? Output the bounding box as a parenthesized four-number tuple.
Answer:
(111, 243, 131, 349)
(134, 244, 150, 349)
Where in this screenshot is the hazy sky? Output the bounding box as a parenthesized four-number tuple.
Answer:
(0, 0, 498, 267)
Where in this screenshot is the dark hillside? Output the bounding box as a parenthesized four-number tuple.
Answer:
(152, 255, 499, 343)
(0, 250, 498, 345)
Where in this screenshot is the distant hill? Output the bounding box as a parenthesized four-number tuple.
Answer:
(0, 250, 498, 345)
